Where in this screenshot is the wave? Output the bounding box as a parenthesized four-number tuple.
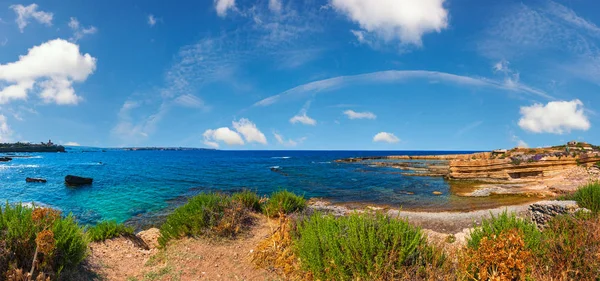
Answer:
(271, 156, 291, 159)
(0, 164, 40, 169)
(270, 166, 281, 169)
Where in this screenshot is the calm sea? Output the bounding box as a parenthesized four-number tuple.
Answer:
(0, 149, 489, 226)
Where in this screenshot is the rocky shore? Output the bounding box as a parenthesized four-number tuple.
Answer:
(336, 143, 600, 198)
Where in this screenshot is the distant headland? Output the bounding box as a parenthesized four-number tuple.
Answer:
(0, 140, 65, 153)
(122, 147, 217, 151)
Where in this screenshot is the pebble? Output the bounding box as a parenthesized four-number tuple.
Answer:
(432, 191, 443, 195)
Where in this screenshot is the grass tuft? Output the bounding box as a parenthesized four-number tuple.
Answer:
(467, 211, 541, 252)
(231, 190, 262, 212)
(262, 190, 306, 218)
(294, 212, 439, 280)
(158, 193, 250, 247)
(86, 220, 134, 242)
(573, 181, 600, 214)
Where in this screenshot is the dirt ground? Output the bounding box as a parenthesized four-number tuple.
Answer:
(88, 215, 280, 281)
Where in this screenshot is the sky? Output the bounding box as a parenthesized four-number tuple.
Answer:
(0, 0, 599, 150)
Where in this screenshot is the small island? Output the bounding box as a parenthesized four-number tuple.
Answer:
(0, 140, 65, 153)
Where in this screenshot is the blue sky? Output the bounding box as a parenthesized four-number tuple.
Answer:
(0, 0, 599, 150)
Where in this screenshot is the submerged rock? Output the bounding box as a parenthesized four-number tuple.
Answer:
(26, 177, 47, 183)
(0, 157, 12, 162)
(65, 175, 93, 186)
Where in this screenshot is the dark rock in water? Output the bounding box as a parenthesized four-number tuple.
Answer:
(65, 175, 93, 186)
(0, 157, 12, 162)
(26, 177, 47, 183)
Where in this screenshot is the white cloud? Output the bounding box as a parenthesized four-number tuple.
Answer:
(254, 70, 553, 107)
(215, 0, 236, 17)
(148, 14, 157, 26)
(64, 141, 80, 146)
(493, 59, 510, 72)
(111, 100, 170, 143)
(203, 127, 245, 148)
(518, 99, 590, 134)
(517, 139, 529, 148)
(373, 132, 400, 143)
(330, 0, 448, 46)
(290, 113, 316, 125)
(1, 38, 8, 47)
(0, 39, 97, 105)
(269, 0, 282, 13)
(10, 4, 53, 32)
(202, 118, 267, 148)
(232, 118, 267, 144)
(273, 132, 304, 147)
(343, 110, 376, 120)
(68, 17, 97, 42)
(0, 115, 13, 142)
(174, 94, 207, 109)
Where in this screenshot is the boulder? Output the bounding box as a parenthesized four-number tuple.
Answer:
(0, 157, 12, 162)
(65, 175, 93, 186)
(26, 177, 47, 183)
(528, 200, 588, 227)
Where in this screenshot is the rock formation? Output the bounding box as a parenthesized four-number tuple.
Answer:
(65, 175, 93, 186)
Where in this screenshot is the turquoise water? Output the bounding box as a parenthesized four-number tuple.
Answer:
(0, 149, 475, 226)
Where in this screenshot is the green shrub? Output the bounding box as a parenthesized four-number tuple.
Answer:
(158, 193, 249, 247)
(533, 214, 600, 280)
(231, 190, 262, 212)
(294, 212, 437, 280)
(86, 220, 134, 242)
(573, 182, 600, 214)
(263, 190, 306, 218)
(0, 203, 88, 278)
(467, 211, 541, 252)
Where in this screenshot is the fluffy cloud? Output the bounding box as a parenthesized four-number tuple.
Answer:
(0, 39, 97, 105)
(343, 110, 376, 120)
(290, 113, 316, 125)
(232, 118, 267, 144)
(330, 0, 448, 46)
(373, 132, 400, 143)
(10, 4, 53, 32)
(215, 0, 236, 17)
(203, 118, 267, 148)
(0, 115, 13, 142)
(68, 17, 97, 42)
(203, 127, 245, 148)
(148, 14, 157, 26)
(64, 141, 80, 146)
(518, 100, 590, 134)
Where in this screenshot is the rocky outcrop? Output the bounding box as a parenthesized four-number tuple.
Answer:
(0, 157, 12, 162)
(65, 175, 93, 186)
(527, 200, 587, 226)
(26, 177, 47, 183)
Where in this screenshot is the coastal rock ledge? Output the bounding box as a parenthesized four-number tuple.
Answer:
(527, 200, 587, 226)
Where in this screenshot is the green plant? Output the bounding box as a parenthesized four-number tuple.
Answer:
(158, 193, 249, 247)
(595, 161, 600, 168)
(511, 158, 522, 165)
(231, 190, 262, 212)
(573, 182, 600, 214)
(462, 229, 532, 281)
(532, 214, 600, 280)
(86, 220, 134, 242)
(0, 203, 88, 278)
(262, 190, 306, 218)
(467, 211, 541, 252)
(294, 212, 438, 280)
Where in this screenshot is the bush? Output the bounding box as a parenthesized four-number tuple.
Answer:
(0, 203, 88, 279)
(574, 182, 600, 214)
(231, 190, 262, 212)
(532, 214, 600, 280)
(467, 211, 541, 252)
(294, 212, 437, 280)
(86, 220, 134, 242)
(262, 190, 306, 218)
(158, 193, 249, 247)
(461, 229, 532, 280)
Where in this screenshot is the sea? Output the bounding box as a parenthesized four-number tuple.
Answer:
(0, 148, 520, 227)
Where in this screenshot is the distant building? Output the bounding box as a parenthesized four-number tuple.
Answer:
(492, 149, 507, 156)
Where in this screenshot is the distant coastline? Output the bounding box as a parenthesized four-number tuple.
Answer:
(0, 140, 65, 153)
(122, 147, 217, 151)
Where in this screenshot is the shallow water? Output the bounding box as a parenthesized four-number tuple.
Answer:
(0, 149, 533, 225)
